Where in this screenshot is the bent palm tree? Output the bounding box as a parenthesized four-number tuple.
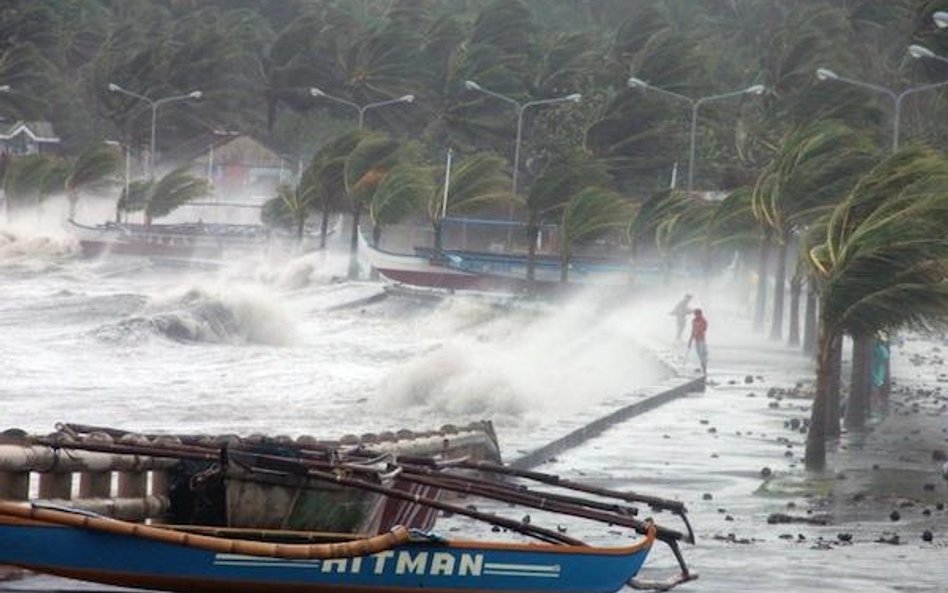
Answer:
(427, 152, 512, 252)
(65, 143, 121, 219)
(804, 147, 948, 470)
(559, 187, 632, 283)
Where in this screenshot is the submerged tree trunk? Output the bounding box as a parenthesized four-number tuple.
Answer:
(803, 280, 818, 356)
(826, 333, 843, 439)
(753, 232, 771, 332)
(348, 209, 361, 279)
(769, 239, 788, 341)
(805, 321, 838, 471)
(845, 332, 872, 431)
(788, 275, 802, 346)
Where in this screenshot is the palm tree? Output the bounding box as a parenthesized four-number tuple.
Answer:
(308, 130, 366, 249)
(804, 147, 948, 470)
(115, 167, 209, 226)
(525, 151, 609, 283)
(343, 133, 402, 277)
(750, 120, 879, 340)
(2, 154, 68, 217)
(369, 163, 432, 246)
(558, 187, 632, 283)
(267, 178, 319, 243)
(65, 143, 120, 219)
(427, 152, 512, 252)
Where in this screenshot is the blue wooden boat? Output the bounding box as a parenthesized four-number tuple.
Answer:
(0, 500, 688, 593)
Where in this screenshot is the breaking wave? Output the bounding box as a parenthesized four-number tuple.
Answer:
(96, 285, 295, 346)
(378, 293, 669, 427)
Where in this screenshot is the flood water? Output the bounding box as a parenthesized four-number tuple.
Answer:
(1, 222, 947, 592)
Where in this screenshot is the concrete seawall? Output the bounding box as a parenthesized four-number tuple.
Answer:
(511, 376, 706, 470)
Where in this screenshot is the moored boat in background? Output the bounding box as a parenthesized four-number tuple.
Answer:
(67, 218, 334, 261)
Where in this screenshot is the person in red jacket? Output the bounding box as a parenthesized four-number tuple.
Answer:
(688, 308, 708, 375)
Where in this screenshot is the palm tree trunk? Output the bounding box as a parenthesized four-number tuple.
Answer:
(433, 220, 444, 252)
(803, 280, 818, 355)
(296, 212, 305, 244)
(826, 332, 843, 439)
(526, 222, 539, 284)
(348, 209, 361, 279)
(372, 224, 382, 247)
(805, 320, 839, 471)
(560, 250, 569, 283)
(753, 232, 771, 332)
(319, 208, 330, 249)
(788, 275, 801, 346)
(845, 332, 872, 431)
(769, 238, 788, 340)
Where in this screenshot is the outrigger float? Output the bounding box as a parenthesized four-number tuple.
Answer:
(0, 423, 696, 592)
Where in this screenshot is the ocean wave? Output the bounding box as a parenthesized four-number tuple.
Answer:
(96, 285, 295, 346)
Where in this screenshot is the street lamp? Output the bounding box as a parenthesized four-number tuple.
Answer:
(909, 43, 948, 65)
(628, 77, 765, 195)
(309, 87, 414, 130)
(464, 80, 581, 197)
(934, 11, 948, 29)
(815, 67, 948, 151)
(0, 85, 10, 93)
(107, 83, 202, 176)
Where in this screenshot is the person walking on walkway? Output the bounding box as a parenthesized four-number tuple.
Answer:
(688, 308, 708, 375)
(670, 294, 693, 341)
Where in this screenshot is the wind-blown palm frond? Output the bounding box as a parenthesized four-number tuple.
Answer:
(144, 167, 210, 221)
(558, 186, 632, 282)
(344, 134, 401, 206)
(2, 154, 63, 207)
(370, 164, 432, 228)
(427, 152, 512, 222)
(117, 179, 153, 214)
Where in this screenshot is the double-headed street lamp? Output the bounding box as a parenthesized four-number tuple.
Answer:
(464, 80, 581, 197)
(309, 87, 414, 130)
(627, 77, 765, 195)
(815, 68, 948, 152)
(107, 83, 203, 176)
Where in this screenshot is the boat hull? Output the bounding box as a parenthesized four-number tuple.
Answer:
(68, 220, 323, 260)
(0, 514, 653, 593)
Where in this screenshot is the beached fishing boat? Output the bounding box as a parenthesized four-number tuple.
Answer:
(0, 439, 696, 593)
(360, 233, 661, 294)
(67, 219, 333, 260)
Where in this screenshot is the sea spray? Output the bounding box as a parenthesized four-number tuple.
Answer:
(378, 291, 669, 427)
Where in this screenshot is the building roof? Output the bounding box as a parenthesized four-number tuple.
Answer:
(0, 121, 60, 143)
(167, 132, 283, 168)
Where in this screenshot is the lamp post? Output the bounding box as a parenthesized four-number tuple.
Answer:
(934, 11, 948, 29)
(815, 67, 948, 152)
(464, 80, 581, 197)
(309, 88, 414, 130)
(107, 84, 202, 176)
(0, 85, 10, 93)
(628, 77, 765, 195)
(909, 43, 948, 66)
